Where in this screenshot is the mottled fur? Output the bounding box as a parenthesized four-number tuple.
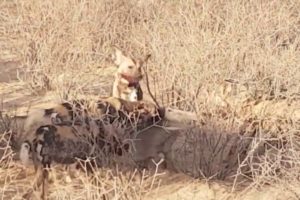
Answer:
(21, 122, 123, 200)
(22, 100, 92, 143)
(20, 98, 169, 199)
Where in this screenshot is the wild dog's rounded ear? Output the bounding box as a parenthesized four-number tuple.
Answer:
(36, 125, 57, 135)
(111, 47, 125, 66)
(36, 126, 47, 135)
(144, 54, 151, 62)
(138, 54, 151, 68)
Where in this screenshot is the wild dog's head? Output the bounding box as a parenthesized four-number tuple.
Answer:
(44, 100, 90, 125)
(112, 47, 151, 82)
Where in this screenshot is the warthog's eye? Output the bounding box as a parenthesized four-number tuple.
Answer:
(128, 65, 134, 69)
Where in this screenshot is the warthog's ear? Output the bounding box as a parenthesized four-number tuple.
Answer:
(112, 47, 125, 66)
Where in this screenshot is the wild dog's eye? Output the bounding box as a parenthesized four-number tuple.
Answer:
(128, 66, 133, 69)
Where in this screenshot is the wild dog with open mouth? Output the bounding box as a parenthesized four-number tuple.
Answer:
(111, 47, 151, 102)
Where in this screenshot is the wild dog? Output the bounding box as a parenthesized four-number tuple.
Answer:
(20, 121, 128, 200)
(111, 47, 151, 102)
(21, 100, 93, 143)
(21, 124, 99, 199)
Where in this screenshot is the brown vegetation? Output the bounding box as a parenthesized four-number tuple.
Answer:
(0, 0, 300, 199)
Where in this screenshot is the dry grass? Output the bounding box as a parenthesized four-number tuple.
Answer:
(1, 0, 300, 199)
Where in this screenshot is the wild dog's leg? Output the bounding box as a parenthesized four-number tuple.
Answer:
(30, 165, 49, 200)
(64, 163, 80, 183)
(41, 167, 49, 200)
(112, 80, 121, 98)
(22, 147, 40, 200)
(22, 164, 43, 200)
(34, 165, 42, 188)
(34, 165, 45, 196)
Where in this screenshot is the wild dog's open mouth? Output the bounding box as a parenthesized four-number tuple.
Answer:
(120, 73, 143, 84)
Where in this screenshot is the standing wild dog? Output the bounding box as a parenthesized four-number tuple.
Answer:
(111, 48, 151, 102)
(21, 123, 105, 200)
